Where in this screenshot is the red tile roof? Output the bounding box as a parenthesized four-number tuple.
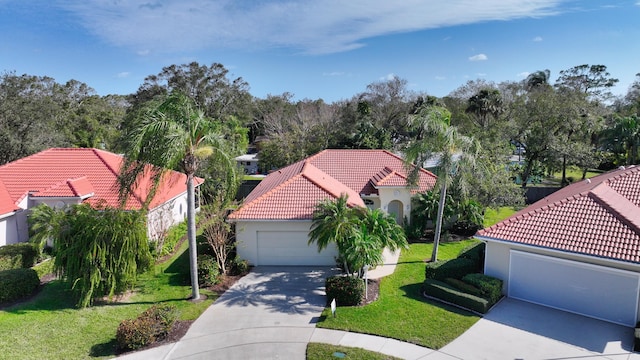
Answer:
(477, 165, 640, 263)
(229, 149, 437, 220)
(0, 148, 202, 214)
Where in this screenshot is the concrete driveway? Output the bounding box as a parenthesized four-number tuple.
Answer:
(130, 266, 338, 360)
(434, 298, 640, 360)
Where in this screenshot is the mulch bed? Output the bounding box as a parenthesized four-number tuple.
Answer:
(361, 278, 380, 306)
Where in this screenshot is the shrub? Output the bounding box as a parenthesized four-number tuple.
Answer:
(325, 275, 365, 307)
(423, 279, 490, 314)
(444, 278, 484, 297)
(116, 305, 178, 351)
(0, 243, 39, 271)
(634, 322, 640, 352)
(230, 257, 249, 276)
(197, 254, 220, 286)
(462, 273, 503, 304)
(457, 242, 485, 272)
(425, 258, 477, 281)
(0, 268, 40, 303)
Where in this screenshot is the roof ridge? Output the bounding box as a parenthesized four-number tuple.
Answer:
(589, 182, 640, 234)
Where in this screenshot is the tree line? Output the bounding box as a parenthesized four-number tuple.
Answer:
(2, 62, 639, 206)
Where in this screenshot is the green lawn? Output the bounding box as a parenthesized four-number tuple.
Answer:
(483, 207, 517, 227)
(306, 343, 401, 360)
(0, 241, 215, 359)
(549, 166, 601, 184)
(316, 240, 480, 349)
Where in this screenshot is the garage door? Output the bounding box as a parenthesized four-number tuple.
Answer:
(256, 231, 337, 266)
(509, 251, 640, 326)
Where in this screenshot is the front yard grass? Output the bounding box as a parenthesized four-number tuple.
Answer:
(0, 240, 215, 359)
(306, 343, 402, 360)
(316, 240, 480, 349)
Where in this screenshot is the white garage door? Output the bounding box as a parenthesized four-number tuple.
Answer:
(509, 251, 640, 326)
(256, 231, 337, 266)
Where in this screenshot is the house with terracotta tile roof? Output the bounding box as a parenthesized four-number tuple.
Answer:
(477, 165, 640, 327)
(0, 148, 203, 247)
(228, 149, 437, 266)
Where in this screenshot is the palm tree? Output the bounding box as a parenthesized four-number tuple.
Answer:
(308, 195, 359, 274)
(405, 105, 479, 262)
(465, 89, 504, 129)
(525, 69, 551, 90)
(119, 92, 228, 300)
(601, 115, 640, 165)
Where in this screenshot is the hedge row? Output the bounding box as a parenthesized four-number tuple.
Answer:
(457, 242, 485, 272)
(0, 243, 39, 271)
(425, 257, 477, 281)
(325, 275, 365, 307)
(0, 268, 40, 303)
(462, 273, 503, 304)
(116, 305, 178, 351)
(424, 279, 490, 314)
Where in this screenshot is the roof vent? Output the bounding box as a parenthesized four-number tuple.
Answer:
(619, 166, 626, 170)
(585, 179, 591, 184)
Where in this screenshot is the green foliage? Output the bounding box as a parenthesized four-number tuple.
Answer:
(456, 242, 485, 272)
(325, 275, 365, 307)
(32, 258, 55, 279)
(31, 204, 153, 308)
(157, 220, 187, 258)
(197, 254, 220, 286)
(425, 258, 478, 281)
(0, 268, 40, 303)
(230, 257, 250, 276)
(116, 305, 178, 351)
(423, 279, 490, 314)
(444, 278, 484, 297)
(0, 243, 38, 270)
(461, 273, 503, 304)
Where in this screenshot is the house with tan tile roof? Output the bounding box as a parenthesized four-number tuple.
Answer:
(228, 149, 437, 266)
(477, 165, 640, 327)
(0, 148, 203, 247)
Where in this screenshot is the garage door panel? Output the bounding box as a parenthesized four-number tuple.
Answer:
(257, 231, 336, 266)
(509, 251, 639, 326)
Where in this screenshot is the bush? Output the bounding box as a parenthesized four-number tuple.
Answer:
(0, 268, 40, 303)
(423, 278, 490, 314)
(230, 257, 249, 276)
(425, 258, 478, 281)
(457, 242, 485, 272)
(0, 243, 39, 271)
(462, 273, 503, 304)
(197, 254, 220, 286)
(116, 305, 178, 351)
(444, 278, 484, 297)
(634, 322, 640, 352)
(325, 275, 365, 307)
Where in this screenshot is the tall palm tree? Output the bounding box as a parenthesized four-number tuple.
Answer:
(405, 105, 479, 262)
(119, 92, 228, 300)
(465, 89, 504, 129)
(602, 115, 640, 165)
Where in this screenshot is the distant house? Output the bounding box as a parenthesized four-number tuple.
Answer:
(0, 148, 203, 247)
(235, 153, 260, 175)
(477, 165, 640, 327)
(228, 149, 436, 266)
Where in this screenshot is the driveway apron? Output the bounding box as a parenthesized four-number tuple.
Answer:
(161, 266, 337, 360)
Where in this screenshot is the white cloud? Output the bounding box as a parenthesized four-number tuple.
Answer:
(435, 76, 446, 80)
(323, 71, 345, 77)
(116, 72, 130, 78)
(517, 71, 530, 78)
(477, 73, 487, 77)
(380, 73, 397, 81)
(533, 36, 543, 42)
(59, 0, 566, 55)
(469, 54, 488, 61)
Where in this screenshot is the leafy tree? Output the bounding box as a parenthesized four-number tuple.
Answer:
(601, 115, 640, 165)
(200, 198, 237, 275)
(404, 105, 479, 262)
(525, 69, 551, 90)
(465, 88, 504, 129)
(119, 92, 231, 301)
(555, 64, 619, 102)
(28, 204, 152, 308)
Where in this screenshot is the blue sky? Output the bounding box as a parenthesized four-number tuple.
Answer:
(1, 0, 639, 102)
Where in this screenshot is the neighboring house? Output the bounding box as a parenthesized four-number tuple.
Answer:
(0, 148, 203, 247)
(234, 153, 260, 175)
(228, 149, 437, 266)
(477, 165, 640, 327)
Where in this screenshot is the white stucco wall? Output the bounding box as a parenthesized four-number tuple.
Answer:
(377, 187, 413, 223)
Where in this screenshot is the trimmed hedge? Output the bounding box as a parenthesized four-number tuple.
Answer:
(444, 278, 484, 297)
(457, 242, 485, 272)
(0, 243, 39, 271)
(325, 275, 365, 307)
(425, 258, 478, 281)
(0, 268, 40, 303)
(116, 305, 178, 351)
(423, 278, 490, 314)
(462, 273, 503, 304)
